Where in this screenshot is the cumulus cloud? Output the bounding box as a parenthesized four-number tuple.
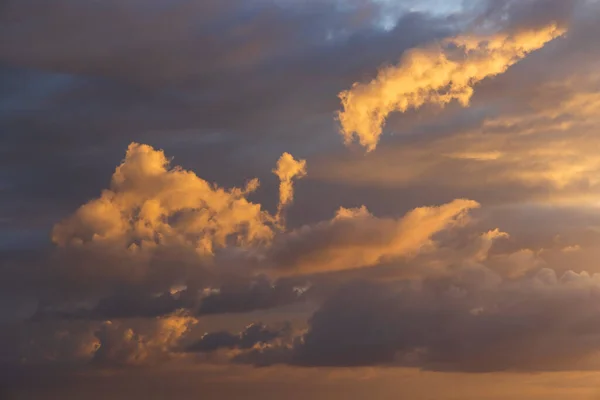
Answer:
(44, 143, 299, 302)
(92, 315, 196, 366)
(273, 152, 307, 223)
(52, 142, 275, 255)
(337, 23, 565, 151)
(48, 143, 480, 294)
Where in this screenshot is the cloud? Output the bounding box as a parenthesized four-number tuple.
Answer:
(15, 217, 600, 374)
(92, 315, 197, 366)
(35, 289, 198, 321)
(337, 23, 565, 151)
(52, 142, 274, 255)
(273, 152, 307, 223)
(185, 322, 290, 353)
(315, 74, 600, 206)
(267, 199, 480, 276)
(45, 143, 480, 303)
(11, 159, 600, 376)
(43, 143, 301, 302)
(0, 315, 198, 369)
(197, 276, 307, 316)
(6, 1, 600, 396)
(34, 276, 307, 320)
(236, 268, 600, 372)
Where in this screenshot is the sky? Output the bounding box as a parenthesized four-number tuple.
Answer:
(3, 0, 600, 398)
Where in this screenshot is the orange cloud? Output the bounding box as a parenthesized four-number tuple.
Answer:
(52, 143, 482, 280)
(268, 199, 480, 276)
(52, 143, 275, 255)
(273, 152, 307, 223)
(316, 79, 600, 207)
(337, 24, 566, 151)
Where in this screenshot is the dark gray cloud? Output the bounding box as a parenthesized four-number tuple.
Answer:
(31, 276, 306, 320)
(34, 289, 196, 321)
(90, 290, 194, 319)
(186, 322, 290, 353)
(197, 277, 307, 316)
(235, 268, 600, 372)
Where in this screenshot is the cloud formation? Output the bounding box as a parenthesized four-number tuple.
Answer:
(197, 277, 307, 316)
(273, 152, 307, 223)
(268, 199, 480, 276)
(18, 218, 600, 374)
(52, 142, 275, 255)
(1, 315, 197, 368)
(186, 322, 290, 353)
(337, 23, 566, 151)
(92, 315, 196, 366)
(227, 267, 600, 372)
(48, 143, 480, 294)
(52, 143, 273, 254)
(317, 76, 600, 206)
(5, 0, 600, 397)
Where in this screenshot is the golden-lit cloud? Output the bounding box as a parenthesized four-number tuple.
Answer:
(268, 199, 480, 276)
(315, 132, 600, 205)
(273, 152, 307, 223)
(51, 143, 481, 280)
(92, 315, 197, 366)
(317, 78, 600, 206)
(337, 24, 566, 151)
(52, 142, 276, 255)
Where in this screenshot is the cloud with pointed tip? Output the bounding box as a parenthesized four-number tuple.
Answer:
(337, 23, 566, 151)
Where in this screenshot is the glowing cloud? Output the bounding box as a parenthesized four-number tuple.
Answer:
(268, 199, 480, 275)
(337, 24, 566, 151)
(52, 143, 275, 255)
(52, 143, 481, 281)
(273, 152, 307, 222)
